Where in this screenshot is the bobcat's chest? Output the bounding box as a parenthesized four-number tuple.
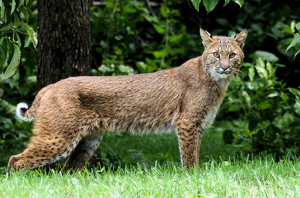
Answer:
(201, 103, 220, 130)
(200, 81, 228, 130)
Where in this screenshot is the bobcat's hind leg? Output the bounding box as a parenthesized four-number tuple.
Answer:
(7, 132, 80, 177)
(176, 117, 202, 169)
(62, 133, 103, 172)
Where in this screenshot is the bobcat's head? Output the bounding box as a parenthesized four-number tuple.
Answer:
(200, 29, 247, 82)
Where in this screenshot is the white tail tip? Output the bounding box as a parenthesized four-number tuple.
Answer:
(16, 102, 32, 122)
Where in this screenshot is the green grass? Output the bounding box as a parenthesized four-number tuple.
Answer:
(2, 156, 300, 197)
(1, 126, 299, 197)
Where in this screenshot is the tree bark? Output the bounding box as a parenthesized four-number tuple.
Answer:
(37, 0, 92, 92)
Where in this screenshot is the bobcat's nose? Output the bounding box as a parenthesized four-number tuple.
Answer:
(221, 65, 229, 70)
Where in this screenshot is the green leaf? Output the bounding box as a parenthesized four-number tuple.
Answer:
(281, 24, 294, 35)
(24, 36, 31, 47)
(9, 70, 19, 88)
(223, 129, 234, 145)
(296, 22, 300, 31)
(0, 0, 5, 18)
(224, 0, 230, 7)
(1, 42, 21, 80)
(203, 0, 219, 13)
(288, 87, 300, 99)
(258, 101, 272, 110)
(136, 61, 147, 73)
(11, 0, 16, 14)
(170, 34, 184, 42)
(294, 100, 300, 116)
(191, 0, 201, 11)
(153, 48, 168, 58)
(281, 112, 294, 127)
(145, 58, 158, 72)
(13, 12, 20, 27)
(17, 0, 24, 9)
(254, 51, 279, 62)
(170, 48, 185, 55)
(255, 57, 268, 79)
(242, 91, 251, 108)
(20, 22, 37, 49)
(105, 1, 113, 9)
(21, 7, 30, 20)
(160, 6, 169, 18)
(291, 21, 296, 32)
(232, 0, 243, 7)
(0, 37, 7, 68)
(267, 92, 279, 98)
(248, 67, 255, 82)
(152, 24, 165, 34)
(266, 61, 275, 78)
(286, 33, 300, 52)
(0, 99, 16, 115)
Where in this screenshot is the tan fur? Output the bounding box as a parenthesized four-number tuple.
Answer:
(7, 29, 247, 175)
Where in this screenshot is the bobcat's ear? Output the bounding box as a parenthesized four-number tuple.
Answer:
(234, 29, 247, 49)
(200, 28, 213, 48)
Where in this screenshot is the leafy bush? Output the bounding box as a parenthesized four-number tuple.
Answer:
(283, 21, 300, 58)
(0, 0, 37, 81)
(90, 0, 202, 74)
(220, 52, 300, 160)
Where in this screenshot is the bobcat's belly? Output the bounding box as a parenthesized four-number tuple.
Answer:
(105, 117, 176, 134)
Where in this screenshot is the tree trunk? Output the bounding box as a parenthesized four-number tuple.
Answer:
(37, 0, 92, 92)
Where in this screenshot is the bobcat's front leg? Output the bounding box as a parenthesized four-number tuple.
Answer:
(176, 117, 202, 169)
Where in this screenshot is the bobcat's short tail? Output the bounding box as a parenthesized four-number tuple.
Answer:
(16, 83, 52, 122)
(16, 102, 36, 122)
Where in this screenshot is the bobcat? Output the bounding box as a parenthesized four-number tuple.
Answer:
(7, 29, 247, 175)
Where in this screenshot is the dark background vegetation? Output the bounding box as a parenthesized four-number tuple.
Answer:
(1, 0, 300, 170)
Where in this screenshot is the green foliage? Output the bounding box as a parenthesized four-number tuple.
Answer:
(90, 0, 201, 74)
(220, 54, 300, 159)
(0, 0, 37, 81)
(284, 22, 300, 58)
(191, 0, 243, 12)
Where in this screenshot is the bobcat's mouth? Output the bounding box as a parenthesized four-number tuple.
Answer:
(215, 67, 232, 75)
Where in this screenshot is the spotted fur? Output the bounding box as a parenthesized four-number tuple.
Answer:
(7, 29, 247, 175)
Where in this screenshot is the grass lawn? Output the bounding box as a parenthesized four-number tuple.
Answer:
(1, 156, 300, 197)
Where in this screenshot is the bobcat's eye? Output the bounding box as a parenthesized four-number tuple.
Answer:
(229, 53, 236, 58)
(213, 52, 220, 58)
